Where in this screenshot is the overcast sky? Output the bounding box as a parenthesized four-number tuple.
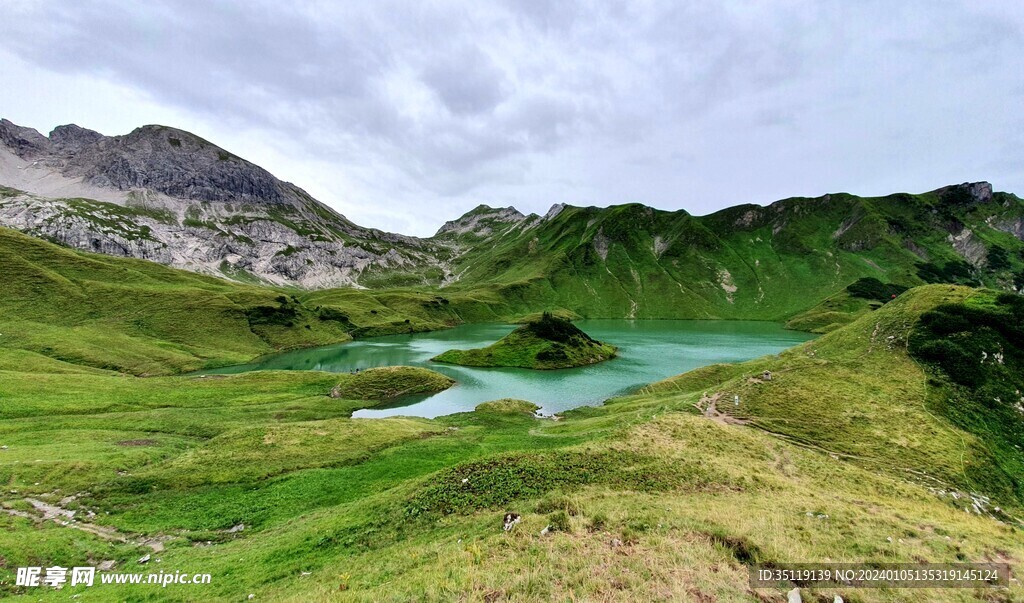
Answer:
(1, 1, 1022, 236)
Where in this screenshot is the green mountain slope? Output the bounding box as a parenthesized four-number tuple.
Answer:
(0, 228, 486, 375)
(439, 184, 1024, 320)
(638, 284, 1024, 509)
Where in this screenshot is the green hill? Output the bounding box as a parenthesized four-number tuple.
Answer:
(0, 227, 489, 375)
(1, 284, 1022, 602)
(438, 184, 1024, 320)
(432, 313, 616, 369)
(3, 186, 1024, 600)
(637, 284, 1024, 509)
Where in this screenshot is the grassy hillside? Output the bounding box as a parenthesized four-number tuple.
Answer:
(1, 284, 1022, 601)
(0, 227, 502, 375)
(439, 185, 1024, 320)
(432, 313, 616, 369)
(785, 276, 909, 333)
(2, 207, 1024, 601)
(640, 284, 1024, 510)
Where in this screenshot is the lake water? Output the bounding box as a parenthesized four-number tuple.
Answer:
(207, 320, 815, 418)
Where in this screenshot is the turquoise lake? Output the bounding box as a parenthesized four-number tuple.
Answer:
(207, 320, 816, 418)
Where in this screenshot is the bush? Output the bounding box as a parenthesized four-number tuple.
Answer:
(916, 260, 976, 285)
(536, 347, 568, 362)
(245, 304, 297, 327)
(528, 312, 592, 343)
(908, 295, 1024, 504)
(587, 512, 608, 532)
(535, 494, 581, 516)
(845, 277, 908, 302)
(988, 246, 1012, 271)
(548, 510, 572, 533)
(317, 307, 350, 323)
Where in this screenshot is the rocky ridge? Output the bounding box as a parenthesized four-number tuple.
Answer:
(2, 118, 1023, 298)
(0, 119, 445, 287)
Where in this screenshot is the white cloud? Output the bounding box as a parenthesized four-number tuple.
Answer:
(1, 0, 1022, 236)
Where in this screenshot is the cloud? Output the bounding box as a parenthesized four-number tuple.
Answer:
(1, 0, 1022, 236)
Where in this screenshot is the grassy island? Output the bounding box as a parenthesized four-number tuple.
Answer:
(432, 313, 616, 369)
(329, 366, 455, 400)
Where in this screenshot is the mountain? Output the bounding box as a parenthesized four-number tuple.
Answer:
(3, 271, 1022, 600)
(437, 185, 1024, 320)
(0, 226, 472, 375)
(2, 118, 1024, 321)
(0, 119, 446, 287)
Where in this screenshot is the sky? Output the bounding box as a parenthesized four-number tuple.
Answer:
(1, 1, 1022, 237)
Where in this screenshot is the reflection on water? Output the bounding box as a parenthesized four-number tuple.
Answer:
(207, 320, 815, 418)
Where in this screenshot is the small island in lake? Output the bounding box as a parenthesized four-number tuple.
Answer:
(432, 313, 617, 369)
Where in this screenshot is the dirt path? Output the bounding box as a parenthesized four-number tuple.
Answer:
(3, 496, 166, 552)
(695, 392, 749, 425)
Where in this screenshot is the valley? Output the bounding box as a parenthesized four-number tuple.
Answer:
(1, 120, 1023, 602)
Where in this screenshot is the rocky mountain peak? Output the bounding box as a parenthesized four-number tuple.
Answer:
(0, 118, 52, 158)
(49, 124, 104, 152)
(435, 204, 526, 238)
(935, 181, 993, 206)
(60, 124, 289, 204)
(544, 203, 566, 220)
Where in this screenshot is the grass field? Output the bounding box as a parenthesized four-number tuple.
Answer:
(0, 228, 1022, 601)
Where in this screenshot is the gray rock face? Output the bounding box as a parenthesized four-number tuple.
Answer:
(61, 125, 290, 204)
(49, 124, 104, 153)
(948, 226, 988, 267)
(937, 181, 993, 205)
(0, 118, 446, 287)
(435, 205, 527, 238)
(0, 119, 51, 158)
(994, 217, 1024, 242)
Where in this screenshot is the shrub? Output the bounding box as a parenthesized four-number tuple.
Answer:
(845, 277, 908, 302)
(987, 246, 1012, 271)
(908, 295, 1024, 504)
(528, 312, 593, 343)
(587, 512, 608, 532)
(916, 260, 976, 285)
(548, 510, 572, 533)
(246, 296, 299, 327)
(317, 307, 350, 323)
(535, 494, 581, 516)
(245, 304, 297, 327)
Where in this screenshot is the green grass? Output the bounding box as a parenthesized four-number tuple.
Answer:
(3, 368, 1017, 601)
(435, 189, 1024, 322)
(0, 227, 504, 375)
(2, 223, 1024, 600)
(432, 314, 616, 369)
(328, 366, 454, 400)
(638, 285, 1024, 510)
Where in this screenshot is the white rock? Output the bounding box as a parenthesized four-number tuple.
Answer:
(788, 587, 802, 603)
(137, 554, 151, 564)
